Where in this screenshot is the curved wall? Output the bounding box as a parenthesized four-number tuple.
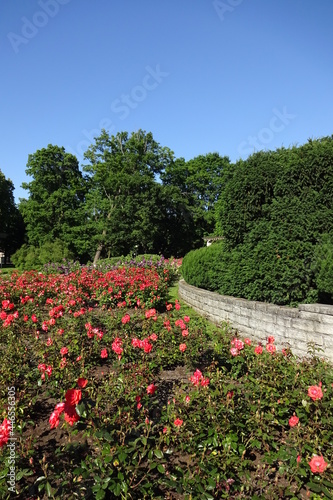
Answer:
(178, 280, 333, 363)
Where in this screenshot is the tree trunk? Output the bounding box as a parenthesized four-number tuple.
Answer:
(93, 229, 107, 266)
(92, 244, 103, 267)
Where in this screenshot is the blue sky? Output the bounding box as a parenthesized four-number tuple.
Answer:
(1, 0, 333, 202)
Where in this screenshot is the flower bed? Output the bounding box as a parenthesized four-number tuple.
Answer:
(0, 263, 332, 499)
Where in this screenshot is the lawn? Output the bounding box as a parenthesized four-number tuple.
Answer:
(0, 260, 332, 499)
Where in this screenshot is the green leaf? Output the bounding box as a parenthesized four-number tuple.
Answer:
(76, 402, 87, 418)
(157, 464, 165, 474)
(45, 482, 53, 497)
(154, 449, 164, 459)
(95, 488, 106, 500)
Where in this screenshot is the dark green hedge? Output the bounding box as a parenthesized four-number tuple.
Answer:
(182, 136, 333, 306)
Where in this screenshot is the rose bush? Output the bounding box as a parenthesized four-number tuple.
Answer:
(0, 260, 332, 499)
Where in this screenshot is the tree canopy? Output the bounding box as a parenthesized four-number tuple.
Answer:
(19, 144, 87, 258)
(0, 169, 24, 258)
(15, 132, 231, 265)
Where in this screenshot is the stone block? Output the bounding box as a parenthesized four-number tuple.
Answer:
(298, 303, 333, 316)
(291, 318, 319, 333)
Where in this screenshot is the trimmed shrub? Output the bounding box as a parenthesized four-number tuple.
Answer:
(184, 136, 333, 306)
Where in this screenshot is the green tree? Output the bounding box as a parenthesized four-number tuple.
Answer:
(19, 145, 87, 259)
(161, 153, 230, 249)
(0, 170, 25, 260)
(83, 129, 174, 264)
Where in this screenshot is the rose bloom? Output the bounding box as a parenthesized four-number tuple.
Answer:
(147, 384, 157, 395)
(121, 314, 130, 324)
(185, 396, 190, 403)
(174, 418, 183, 427)
(230, 347, 239, 357)
(267, 336, 275, 344)
(266, 343, 276, 354)
(182, 329, 189, 337)
(64, 403, 80, 426)
(0, 419, 11, 447)
(200, 377, 210, 387)
(77, 378, 88, 388)
(65, 389, 82, 406)
(143, 340, 153, 353)
(308, 385, 323, 401)
(254, 345, 263, 355)
(190, 369, 203, 386)
(54, 402, 65, 414)
(244, 338, 251, 346)
(183, 315, 190, 323)
(308, 455, 328, 474)
(179, 343, 187, 352)
(49, 411, 60, 429)
(288, 415, 299, 427)
(145, 308, 156, 319)
(60, 347, 69, 356)
(101, 348, 108, 359)
(233, 339, 244, 350)
(175, 302, 181, 311)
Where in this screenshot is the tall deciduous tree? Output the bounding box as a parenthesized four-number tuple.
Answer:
(19, 145, 87, 258)
(161, 152, 230, 249)
(83, 130, 174, 264)
(0, 170, 25, 259)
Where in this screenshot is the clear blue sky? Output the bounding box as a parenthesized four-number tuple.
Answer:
(1, 0, 332, 202)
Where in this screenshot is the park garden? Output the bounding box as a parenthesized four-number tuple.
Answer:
(0, 133, 333, 498)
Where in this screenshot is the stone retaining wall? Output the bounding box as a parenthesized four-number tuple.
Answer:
(178, 280, 333, 363)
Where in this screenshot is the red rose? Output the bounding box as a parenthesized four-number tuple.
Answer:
(64, 403, 80, 426)
(49, 411, 60, 429)
(288, 416, 299, 427)
(174, 418, 183, 427)
(266, 343, 276, 354)
(77, 378, 88, 388)
(65, 389, 82, 406)
(147, 384, 157, 395)
(308, 385, 323, 401)
(308, 455, 328, 474)
(254, 345, 263, 355)
(121, 314, 130, 324)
